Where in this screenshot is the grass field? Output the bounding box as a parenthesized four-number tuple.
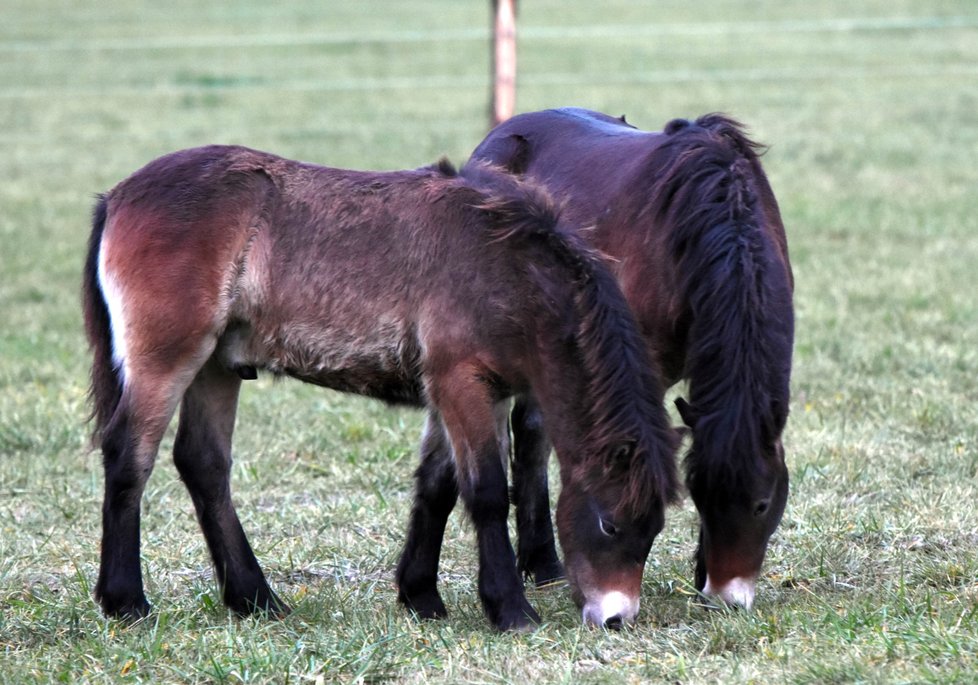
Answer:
(2, 1, 977, 682)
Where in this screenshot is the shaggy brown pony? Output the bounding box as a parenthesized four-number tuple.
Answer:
(82, 147, 678, 631)
(453, 108, 795, 610)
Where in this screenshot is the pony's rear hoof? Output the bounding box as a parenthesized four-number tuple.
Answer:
(98, 594, 152, 623)
(491, 600, 541, 632)
(228, 589, 291, 619)
(398, 589, 448, 620)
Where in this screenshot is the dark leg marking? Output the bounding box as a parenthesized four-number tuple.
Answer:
(173, 359, 288, 617)
(95, 410, 153, 620)
(511, 396, 564, 586)
(464, 444, 541, 631)
(396, 414, 459, 620)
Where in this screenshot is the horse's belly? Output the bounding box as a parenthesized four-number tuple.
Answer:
(217, 320, 425, 405)
(287, 361, 425, 406)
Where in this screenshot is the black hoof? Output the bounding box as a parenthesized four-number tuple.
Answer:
(97, 593, 151, 622)
(226, 587, 291, 619)
(398, 588, 448, 620)
(490, 599, 541, 632)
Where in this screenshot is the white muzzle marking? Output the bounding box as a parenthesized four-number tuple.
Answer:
(702, 575, 756, 608)
(582, 590, 639, 627)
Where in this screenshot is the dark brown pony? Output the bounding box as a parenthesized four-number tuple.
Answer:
(82, 146, 679, 631)
(458, 108, 795, 608)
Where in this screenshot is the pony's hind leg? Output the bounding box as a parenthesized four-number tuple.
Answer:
(173, 358, 288, 617)
(510, 396, 564, 587)
(396, 412, 458, 619)
(96, 375, 187, 619)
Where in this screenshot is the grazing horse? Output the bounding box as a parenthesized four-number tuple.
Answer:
(459, 108, 795, 608)
(82, 146, 679, 631)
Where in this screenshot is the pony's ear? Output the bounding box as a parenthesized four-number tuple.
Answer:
(761, 398, 788, 445)
(492, 134, 531, 175)
(609, 440, 636, 471)
(675, 397, 698, 429)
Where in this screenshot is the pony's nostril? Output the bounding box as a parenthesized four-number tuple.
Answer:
(604, 614, 624, 630)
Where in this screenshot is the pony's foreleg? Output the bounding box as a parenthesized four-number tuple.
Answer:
(510, 396, 564, 587)
(395, 413, 458, 619)
(434, 373, 540, 631)
(463, 434, 541, 631)
(173, 359, 288, 617)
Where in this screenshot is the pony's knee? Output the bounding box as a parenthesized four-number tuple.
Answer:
(460, 460, 510, 526)
(413, 456, 458, 515)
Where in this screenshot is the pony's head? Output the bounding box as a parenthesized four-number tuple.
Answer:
(470, 167, 680, 627)
(677, 394, 789, 608)
(541, 233, 678, 627)
(555, 435, 673, 628)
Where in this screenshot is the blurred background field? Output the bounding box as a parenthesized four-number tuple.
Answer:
(1, 2, 977, 682)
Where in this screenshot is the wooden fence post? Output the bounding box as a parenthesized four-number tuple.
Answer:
(490, 0, 517, 128)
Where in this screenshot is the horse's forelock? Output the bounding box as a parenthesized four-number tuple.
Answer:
(649, 119, 793, 485)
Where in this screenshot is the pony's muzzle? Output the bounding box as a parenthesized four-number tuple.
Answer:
(702, 575, 756, 609)
(581, 590, 639, 629)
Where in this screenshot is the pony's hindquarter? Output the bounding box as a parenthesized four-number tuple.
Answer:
(84, 149, 287, 618)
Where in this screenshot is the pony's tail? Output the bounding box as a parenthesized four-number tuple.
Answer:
(82, 194, 123, 445)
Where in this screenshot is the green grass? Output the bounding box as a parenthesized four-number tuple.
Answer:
(2, 1, 978, 682)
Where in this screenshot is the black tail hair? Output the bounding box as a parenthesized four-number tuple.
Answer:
(82, 194, 123, 444)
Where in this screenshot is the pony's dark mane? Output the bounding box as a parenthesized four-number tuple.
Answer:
(648, 115, 793, 490)
(464, 162, 680, 513)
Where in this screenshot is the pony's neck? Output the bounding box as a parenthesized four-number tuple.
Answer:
(646, 115, 793, 470)
(683, 211, 794, 472)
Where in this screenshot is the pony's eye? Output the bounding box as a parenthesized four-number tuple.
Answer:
(753, 499, 771, 517)
(598, 517, 618, 538)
